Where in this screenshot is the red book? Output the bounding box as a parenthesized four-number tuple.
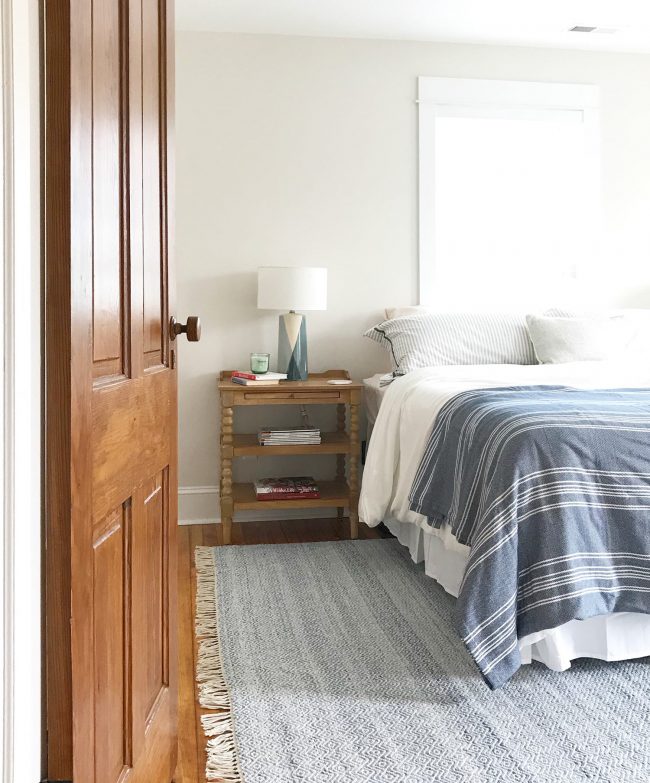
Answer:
(257, 491, 321, 501)
(254, 477, 320, 499)
(231, 371, 287, 381)
(232, 371, 258, 380)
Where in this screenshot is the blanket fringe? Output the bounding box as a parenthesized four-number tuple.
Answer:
(194, 546, 243, 782)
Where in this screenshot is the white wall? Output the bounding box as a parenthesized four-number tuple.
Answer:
(176, 32, 650, 521)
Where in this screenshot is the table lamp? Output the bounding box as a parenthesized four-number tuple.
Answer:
(257, 266, 327, 381)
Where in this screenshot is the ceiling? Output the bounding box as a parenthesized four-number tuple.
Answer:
(176, 0, 650, 53)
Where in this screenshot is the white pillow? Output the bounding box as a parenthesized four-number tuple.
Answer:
(384, 305, 431, 320)
(364, 312, 536, 377)
(525, 314, 633, 364)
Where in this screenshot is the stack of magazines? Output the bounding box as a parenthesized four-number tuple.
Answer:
(254, 477, 320, 500)
(258, 426, 321, 446)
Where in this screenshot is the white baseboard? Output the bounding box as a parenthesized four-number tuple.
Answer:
(178, 485, 220, 524)
(178, 485, 340, 526)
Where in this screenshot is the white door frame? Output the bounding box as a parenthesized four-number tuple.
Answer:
(1, 0, 41, 781)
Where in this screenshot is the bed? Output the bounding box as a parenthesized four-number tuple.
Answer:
(360, 360, 650, 687)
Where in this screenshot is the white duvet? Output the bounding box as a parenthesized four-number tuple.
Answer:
(359, 361, 650, 672)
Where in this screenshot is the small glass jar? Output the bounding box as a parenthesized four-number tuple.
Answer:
(250, 352, 270, 374)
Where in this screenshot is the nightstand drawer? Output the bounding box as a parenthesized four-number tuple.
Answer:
(243, 390, 341, 402)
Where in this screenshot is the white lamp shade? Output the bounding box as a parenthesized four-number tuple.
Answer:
(257, 266, 327, 311)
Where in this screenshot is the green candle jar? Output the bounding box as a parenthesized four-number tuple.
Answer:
(250, 352, 270, 374)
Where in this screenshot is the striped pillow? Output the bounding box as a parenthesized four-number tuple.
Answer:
(364, 312, 536, 377)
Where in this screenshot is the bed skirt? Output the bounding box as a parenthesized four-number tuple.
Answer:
(384, 518, 650, 673)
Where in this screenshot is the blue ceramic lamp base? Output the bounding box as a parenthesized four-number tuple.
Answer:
(278, 311, 308, 381)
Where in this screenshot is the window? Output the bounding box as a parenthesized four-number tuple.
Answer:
(418, 78, 601, 310)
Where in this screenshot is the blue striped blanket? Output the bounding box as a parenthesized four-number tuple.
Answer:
(408, 385, 650, 689)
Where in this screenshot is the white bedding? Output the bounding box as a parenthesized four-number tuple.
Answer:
(360, 362, 650, 673)
(362, 374, 388, 441)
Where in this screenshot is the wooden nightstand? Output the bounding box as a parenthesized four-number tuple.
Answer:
(218, 369, 362, 545)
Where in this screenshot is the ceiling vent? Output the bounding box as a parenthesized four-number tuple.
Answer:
(569, 26, 618, 34)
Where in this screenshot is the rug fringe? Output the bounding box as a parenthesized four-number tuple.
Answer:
(194, 546, 243, 782)
(195, 546, 219, 637)
(199, 680, 232, 709)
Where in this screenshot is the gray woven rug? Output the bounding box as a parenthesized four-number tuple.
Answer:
(195, 539, 650, 783)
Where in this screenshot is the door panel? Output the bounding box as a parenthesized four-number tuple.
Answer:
(141, 471, 167, 720)
(44, 1, 178, 781)
(93, 505, 130, 783)
(91, 0, 124, 379)
(142, 0, 165, 368)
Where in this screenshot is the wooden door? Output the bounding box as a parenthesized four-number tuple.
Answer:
(44, 2, 182, 781)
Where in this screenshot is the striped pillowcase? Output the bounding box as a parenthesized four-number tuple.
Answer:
(364, 312, 536, 377)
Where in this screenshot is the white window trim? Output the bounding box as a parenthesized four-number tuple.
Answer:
(417, 77, 600, 307)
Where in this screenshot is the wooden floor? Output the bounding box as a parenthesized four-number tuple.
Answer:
(176, 519, 383, 783)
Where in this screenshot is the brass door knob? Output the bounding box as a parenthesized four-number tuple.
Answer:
(170, 316, 201, 342)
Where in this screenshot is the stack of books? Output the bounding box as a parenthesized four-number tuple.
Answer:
(231, 371, 287, 386)
(254, 477, 320, 501)
(258, 426, 321, 446)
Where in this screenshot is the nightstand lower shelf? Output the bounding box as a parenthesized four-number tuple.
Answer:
(233, 480, 350, 510)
